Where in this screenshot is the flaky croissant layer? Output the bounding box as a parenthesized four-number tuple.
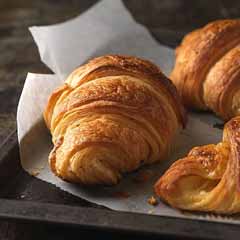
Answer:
(170, 19, 240, 121)
(44, 55, 186, 185)
(155, 116, 240, 214)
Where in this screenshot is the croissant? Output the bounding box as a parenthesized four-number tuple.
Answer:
(170, 19, 240, 121)
(155, 116, 240, 214)
(44, 55, 186, 185)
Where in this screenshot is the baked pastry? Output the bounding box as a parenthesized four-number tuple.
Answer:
(170, 19, 240, 121)
(155, 116, 240, 214)
(44, 55, 186, 185)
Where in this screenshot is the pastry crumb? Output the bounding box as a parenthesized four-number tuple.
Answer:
(30, 170, 40, 176)
(30, 165, 45, 177)
(148, 196, 158, 206)
(148, 209, 154, 214)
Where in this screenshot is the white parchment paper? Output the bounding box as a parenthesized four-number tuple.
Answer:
(17, 0, 240, 224)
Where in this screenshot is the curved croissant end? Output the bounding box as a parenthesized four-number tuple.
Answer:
(170, 19, 240, 121)
(155, 116, 240, 214)
(44, 55, 186, 185)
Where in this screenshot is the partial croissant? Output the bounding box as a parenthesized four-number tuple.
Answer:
(44, 55, 186, 185)
(155, 116, 240, 214)
(170, 19, 240, 121)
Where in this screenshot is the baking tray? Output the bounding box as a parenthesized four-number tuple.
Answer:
(0, 130, 240, 240)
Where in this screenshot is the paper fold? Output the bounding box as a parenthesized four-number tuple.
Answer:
(29, 0, 174, 79)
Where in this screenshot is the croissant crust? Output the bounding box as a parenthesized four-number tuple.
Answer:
(170, 19, 240, 120)
(155, 116, 240, 214)
(44, 55, 186, 185)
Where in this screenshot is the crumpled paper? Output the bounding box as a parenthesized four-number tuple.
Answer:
(17, 0, 240, 224)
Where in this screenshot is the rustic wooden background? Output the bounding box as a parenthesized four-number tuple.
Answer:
(0, 0, 239, 239)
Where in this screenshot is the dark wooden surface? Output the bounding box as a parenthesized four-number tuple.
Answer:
(0, 0, 239, 239)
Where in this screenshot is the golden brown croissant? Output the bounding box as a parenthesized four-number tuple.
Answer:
(170, 19, 240, 121)
(155, 116, 240, 214)
(44, 55, 186, 185)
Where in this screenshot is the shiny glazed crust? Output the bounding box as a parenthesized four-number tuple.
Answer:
(44, 55, 186, 185)
(170, 19, 240, 120)
(155, 116, 240, 214)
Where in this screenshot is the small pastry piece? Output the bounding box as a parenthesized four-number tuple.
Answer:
(44, 55, 186, 185)
(148, 196, 158, 206)
(155, 116, 240, 214)
(170, 19, 240, 121)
